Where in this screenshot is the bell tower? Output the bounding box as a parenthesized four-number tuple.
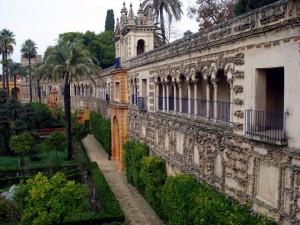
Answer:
(114, 2, 157, 68)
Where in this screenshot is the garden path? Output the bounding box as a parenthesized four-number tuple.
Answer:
(82, 134, 165, 225)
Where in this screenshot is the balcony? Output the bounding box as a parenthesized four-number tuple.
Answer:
(138, 97, 147, 111)
(245, 109, 287, 145)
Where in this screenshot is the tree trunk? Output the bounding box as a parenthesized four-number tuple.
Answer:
(4, 51, 10, 97)
(6, 68, 10, 97)
(29, 57, 32, 102)
(1, 54, 4, 89)
(13, 74, 17, 98)
(160, 7, 166, 45)
(38, 79, 41, 103)
(64, 80, 72, 160)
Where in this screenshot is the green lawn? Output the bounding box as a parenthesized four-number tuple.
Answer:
(0, 142, 88, 170)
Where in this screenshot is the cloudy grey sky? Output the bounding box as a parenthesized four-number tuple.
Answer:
(0, 0, 198, 63)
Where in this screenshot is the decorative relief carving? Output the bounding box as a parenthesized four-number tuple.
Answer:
(209, 27, 232, 41)
(233, 70, 244, 79)
(260, 3, 285, 25)
(233, 85, 243, 93)
(232, 53, 244, 65)
(234, 16, 255, 32)
(233, 98, 244, 105)
(234, 110, 244, 118)
(233, 122, 243, 130)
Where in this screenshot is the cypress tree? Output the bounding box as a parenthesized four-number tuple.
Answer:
(105, 9, 115, 32)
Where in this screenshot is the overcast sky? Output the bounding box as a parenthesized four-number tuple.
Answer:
(0, 0, 198, 63)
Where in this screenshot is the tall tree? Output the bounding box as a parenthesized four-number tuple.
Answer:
(234, 0, 279, 16)
(32, 59, 47, 103)
(8, 60, 22, 98)
(44, 40, 101, 160)
(58, 31, 115, 69)
(188, 0, 236, 29)
(20, 39, 37, 102)
(105, 9, 115, 31)
(142, 0, 183, 44)
(0, 29, 16, 94)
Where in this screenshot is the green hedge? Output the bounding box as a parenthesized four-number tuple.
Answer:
(0, 168, 82, 189)
(139, 156, 166, 211)
(123, 140, 148, 190)
(89, 162, 124, 223)
(123, 140, 276, 225)
(90, 111, 111, 154)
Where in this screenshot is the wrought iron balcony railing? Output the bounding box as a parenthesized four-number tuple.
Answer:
(245, 109, 287, 145)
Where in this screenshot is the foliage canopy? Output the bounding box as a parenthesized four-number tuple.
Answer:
(14, 172, 89, 225)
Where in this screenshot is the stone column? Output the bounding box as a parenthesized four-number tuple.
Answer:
(228, 79, 233, 125)
(194, 82, 198, 117)
(162, 83, 166, 112)
(213, 80, 218, 123)
(188, 82, 191, 116)
(178, 82, 182, 114)
(173, 82, 177, 114)
(206, 80, 210, 120)
(166, 83, 169, 112)
(155, 82, 159, 110)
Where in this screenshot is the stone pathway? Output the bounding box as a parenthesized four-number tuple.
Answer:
(82, 134, 164, 225)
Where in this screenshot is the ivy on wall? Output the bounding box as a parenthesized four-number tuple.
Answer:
(90, 111, 111, 154)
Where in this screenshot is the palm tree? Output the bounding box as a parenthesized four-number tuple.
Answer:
(20, 39, 37, 102)
(142, 0, 183, 44)
(8, 60, 22, 99)
(0, 29, 16, 94)
(44, 40, 101, 160)
(32, 59, 48, 103)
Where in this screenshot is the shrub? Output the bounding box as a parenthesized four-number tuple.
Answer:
(0, 197, 20, 223)
(90, 111, 111, 154)
(160, 174, 200, 225)
(139, 156, 166, 211)
(123, 140, 148, 190)
(14, 172, 89, 225)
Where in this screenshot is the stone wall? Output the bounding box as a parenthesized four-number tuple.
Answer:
(127, 108, 300, 224)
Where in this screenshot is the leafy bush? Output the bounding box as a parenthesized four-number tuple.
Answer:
(160, 174, 200, 224)
(14, 172, 89, 225)
(90, 111, 111, 154)
(139, 156, 166, 211)
(123, 140, 148, 190)
(0, 197, 20, 223)
(123, 141, 276, 225)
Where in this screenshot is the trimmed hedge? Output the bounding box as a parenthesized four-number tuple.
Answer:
(123, 140, 277, 225)
(139, 156, 166, 211)
(89, 162, 124, 223)
(123, 140, 148, 190)
(90, 111, 111, 154)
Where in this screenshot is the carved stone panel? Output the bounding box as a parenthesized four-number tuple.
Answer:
(257, 160, 280, 207)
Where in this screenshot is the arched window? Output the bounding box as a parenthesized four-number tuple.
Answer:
(137, 39, 145, 55)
